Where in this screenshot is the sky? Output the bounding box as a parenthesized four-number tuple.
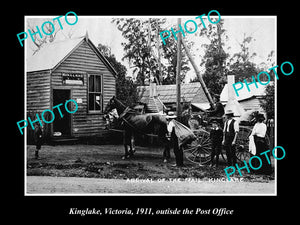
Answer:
(26, 15, 276, 82)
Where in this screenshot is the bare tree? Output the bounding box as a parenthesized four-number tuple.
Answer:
(27, 17, 75, 55)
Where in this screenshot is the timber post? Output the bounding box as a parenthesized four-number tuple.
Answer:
(181, 39, 215, 108)
(176, 18, 182, 118)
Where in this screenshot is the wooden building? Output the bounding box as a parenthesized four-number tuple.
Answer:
(220, 78, 274, 114)
(26, 34, 117, 142)
(137, 82, 211, 113)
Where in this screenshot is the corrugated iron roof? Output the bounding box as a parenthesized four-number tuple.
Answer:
(137, 82, 210, 104)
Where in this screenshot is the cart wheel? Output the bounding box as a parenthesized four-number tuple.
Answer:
(220, 151, 227, 161)
(235, 126, 252, 163)
(235, 126, 271, 164)
(182, 128, 212, 165)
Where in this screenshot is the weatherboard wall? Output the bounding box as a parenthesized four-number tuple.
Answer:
(51, 40, 116, 137)
(27, 70, 51, 112)
(27, 39, 116, 139)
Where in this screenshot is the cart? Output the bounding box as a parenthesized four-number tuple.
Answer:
(182, 113, 271, 166)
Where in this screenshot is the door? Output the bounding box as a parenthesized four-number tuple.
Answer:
(53, 89, 71, 136)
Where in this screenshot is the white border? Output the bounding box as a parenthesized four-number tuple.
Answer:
(24, 15, 277, 196)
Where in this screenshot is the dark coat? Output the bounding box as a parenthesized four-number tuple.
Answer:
(34, 126, 43, 148)
(208, 102, 224, 118)
(210, 128, 223, 144)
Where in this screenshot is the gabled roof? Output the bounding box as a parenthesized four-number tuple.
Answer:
(26, 36, 117, 76)
(220, 81, 274, 102)
(144, 97, 166, 113)
(137, 82, 210, 104)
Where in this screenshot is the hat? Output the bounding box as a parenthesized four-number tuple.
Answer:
(166, 111, 177, 119)
(225, 109, 234, 116)
(256, 113, 265, 121)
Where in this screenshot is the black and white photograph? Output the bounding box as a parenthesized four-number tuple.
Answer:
(22, 14, 278, 196)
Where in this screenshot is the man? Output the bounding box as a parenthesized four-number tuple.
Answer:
(166, 111, 184, 167)
(222, 109, 239, 166)
(181, 104, 191, 128)
(206, 94, 224, 127)
(207, 94, 224, 117)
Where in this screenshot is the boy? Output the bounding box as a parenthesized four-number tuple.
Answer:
(210, 120, 223, 167)
(33, 123, 43, 159)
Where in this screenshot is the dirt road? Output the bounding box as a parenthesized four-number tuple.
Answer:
(26, 176, 275, 195)
(26, 144, 275, 195)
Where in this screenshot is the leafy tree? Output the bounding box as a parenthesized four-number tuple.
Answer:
(160, 34, 192, 85)
(27, 18, 74, 55)
(112, 18, 157, 85)
(228, 33, 259, 82)
(259, 84, 274, 119)
(258, 49, 275, 120)
(97, 43, 138, 106)
(112, 18, 192, 85)
(191, 19, 229, 95)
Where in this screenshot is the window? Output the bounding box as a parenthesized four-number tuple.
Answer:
(88, 74, 102, 112)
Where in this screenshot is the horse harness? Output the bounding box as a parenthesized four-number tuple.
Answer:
(115, 106, 159, 138)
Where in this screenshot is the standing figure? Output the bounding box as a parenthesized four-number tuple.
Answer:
(33, 123, 43, 159)
(222, 109, 239, 166)
(206, 94, 225, 127)
(166, 112, 184, 167)
(209, 120, 223, 168)
(181, 104, 191, 128)
(250, 113, 272, 174)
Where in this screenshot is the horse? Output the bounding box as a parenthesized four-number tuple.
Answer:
(103, 96, 171, 161)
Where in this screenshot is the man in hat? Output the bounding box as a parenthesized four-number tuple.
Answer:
(206, 94, 224, 127)
(222, 109, 239, 166)
(166, 111, 184, 167)
(207, 94, 224, 117)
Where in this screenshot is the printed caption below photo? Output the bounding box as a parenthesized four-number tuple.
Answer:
(69, 207, 234, 216)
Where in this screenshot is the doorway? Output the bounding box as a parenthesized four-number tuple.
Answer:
(53, 89, 71, 136)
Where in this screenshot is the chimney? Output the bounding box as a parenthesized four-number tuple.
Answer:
(227, 75, 236, 101)
(225, 75, 245, 117)
(149, 82, 157, 97)
(85, 30, 89, 41)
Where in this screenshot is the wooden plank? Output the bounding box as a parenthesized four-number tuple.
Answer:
(49, 39, 115, 137)
(27, 71, 51, 112)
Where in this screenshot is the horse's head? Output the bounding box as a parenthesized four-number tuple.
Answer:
(103, 96, 117, 115)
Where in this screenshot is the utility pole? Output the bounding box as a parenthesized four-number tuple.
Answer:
(181, 39, 215, 108)
(176, 18, 182, 118)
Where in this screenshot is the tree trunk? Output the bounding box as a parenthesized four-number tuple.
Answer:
(181, 39, 215, 108)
